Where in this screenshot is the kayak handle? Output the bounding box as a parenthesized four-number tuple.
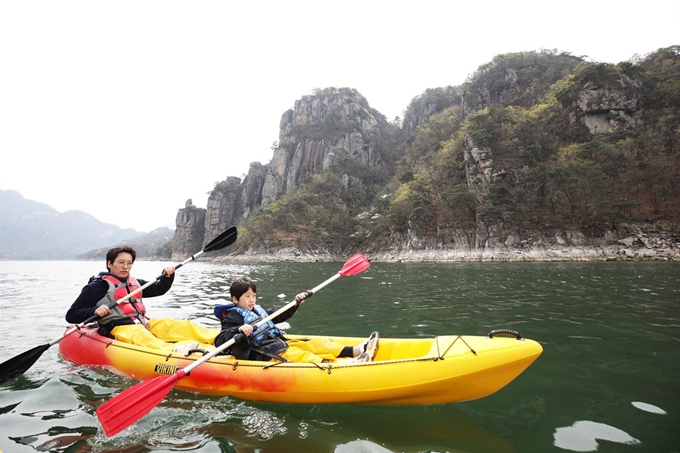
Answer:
(487, 329, 523, 340)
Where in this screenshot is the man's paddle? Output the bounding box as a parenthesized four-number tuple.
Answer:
(0, 227, 238, 385)
(96, 253, 370, 437)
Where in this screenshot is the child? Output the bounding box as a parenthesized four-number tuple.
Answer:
(213, 277, 379, 363)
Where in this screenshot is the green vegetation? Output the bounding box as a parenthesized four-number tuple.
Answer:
(237, 47, 680, 250)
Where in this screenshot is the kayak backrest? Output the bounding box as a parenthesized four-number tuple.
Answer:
(213, 303, 236, 320)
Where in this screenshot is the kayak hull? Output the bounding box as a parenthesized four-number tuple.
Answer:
(59, 326, 542, 405)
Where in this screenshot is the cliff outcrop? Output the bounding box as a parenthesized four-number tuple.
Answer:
(172, 199, 206, 261)
(172, 48, 680, 263)
(262, 87, 388, 205)
(572, 76, 643, 134)
(174, 87, 396, 257)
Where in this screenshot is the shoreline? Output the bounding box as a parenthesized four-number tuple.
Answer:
(209, 223, 680, 264)
(219, 243, 679, 263)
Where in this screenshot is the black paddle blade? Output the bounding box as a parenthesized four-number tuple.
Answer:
(0, 343, 51, 384)
(203, 226, 237, 253)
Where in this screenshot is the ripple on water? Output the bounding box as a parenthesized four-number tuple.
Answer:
(2, 260, 679, 452)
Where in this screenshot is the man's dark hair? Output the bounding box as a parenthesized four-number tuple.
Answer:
(106, 245, 137, 266)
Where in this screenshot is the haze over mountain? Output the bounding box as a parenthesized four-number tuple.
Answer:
(0, 190, 173, 260)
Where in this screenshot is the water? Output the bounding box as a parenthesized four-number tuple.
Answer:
(0, 260, 678, 452)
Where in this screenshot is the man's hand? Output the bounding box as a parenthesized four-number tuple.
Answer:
(94, 305, 111, 317)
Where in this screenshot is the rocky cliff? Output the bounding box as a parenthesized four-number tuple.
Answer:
(171, 199, 206, 260)
(262, 87, 387, 205)
(172, 48, 680, 263)
(572, 76, 643, 134)
(173, 87, 394, 258)
(365, 222, 679, 263)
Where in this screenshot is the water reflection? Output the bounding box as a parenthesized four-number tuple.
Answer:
(186, 404, 516, 453)
(553, 420, 640, 452)
(631, 401, 667, 415)
(335, 440, 392, 453)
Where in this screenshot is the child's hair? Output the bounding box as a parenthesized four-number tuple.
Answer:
(230, 277, 257, 300)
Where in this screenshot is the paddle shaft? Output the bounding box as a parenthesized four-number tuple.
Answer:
(183, 272, 343, 375)
(0, 227, 238, 385)
(96, 253, 368, 436)
(55, 226, 238, 343)
(53, 248, 212, 346)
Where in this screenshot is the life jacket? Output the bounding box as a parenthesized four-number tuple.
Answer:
(214, 303, 287, 361)
(229, 305, 283, 344)
(95, 273, 148, 325)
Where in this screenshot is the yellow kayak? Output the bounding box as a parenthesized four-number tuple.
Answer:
(59, 326, 542, 405)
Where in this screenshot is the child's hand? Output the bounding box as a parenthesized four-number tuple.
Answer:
(295, 291, 313, 306)
(239, 324, 254, 335)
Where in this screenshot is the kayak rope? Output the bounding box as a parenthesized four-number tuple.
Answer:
(261, 360, 327, 371)
(70, 331, 315, 369)
(76, 328, 118, 350)
(70, 329, 482, 375)
(435, 336, 478, 357)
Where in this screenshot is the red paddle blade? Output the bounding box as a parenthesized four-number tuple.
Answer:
(97, 371, 184, 437)
(339, 254, 370, 277)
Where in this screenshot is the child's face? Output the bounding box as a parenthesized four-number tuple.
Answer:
(233, 288, 256, 310)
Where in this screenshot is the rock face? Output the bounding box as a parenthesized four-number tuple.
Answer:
(204, 177, 243, 245)
(170, 51, 679, 263)
(262, 87, 384, 206)
(574, 76, 643, 134)
(173, 87, 387, 257)
(366, 222, 680, 263)
(460, 52, 583, 117)
(402, 87, 460, 134)
(463, 67, 523, 116)
(172, 199, 206, 260)
(241, 162, 266, 219)
(219, 222, 680, 263)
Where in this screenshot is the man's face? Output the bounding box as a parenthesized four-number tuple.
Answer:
(108, 252, 134, 279)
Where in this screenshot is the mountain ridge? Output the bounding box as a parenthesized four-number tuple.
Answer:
(0, 189, 172, 260)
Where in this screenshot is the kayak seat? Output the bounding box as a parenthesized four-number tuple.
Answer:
(214, 303, 236, 320)
(373, 338, 434, 361)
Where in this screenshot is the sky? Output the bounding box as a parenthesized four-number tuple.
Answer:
(1, 1, 678, 232)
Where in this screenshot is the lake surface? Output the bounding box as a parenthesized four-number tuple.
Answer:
(0, 259, 678, 452)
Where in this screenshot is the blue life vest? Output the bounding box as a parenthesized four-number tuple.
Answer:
(214, 303, 282, 344)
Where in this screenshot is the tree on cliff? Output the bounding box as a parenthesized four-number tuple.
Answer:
(181, 47, 680, 257)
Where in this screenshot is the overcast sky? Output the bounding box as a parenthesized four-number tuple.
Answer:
(1, 1, 678, 232)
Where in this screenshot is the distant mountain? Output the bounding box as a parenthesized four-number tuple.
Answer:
(0, 190, 172, 260)
(75, 227, 175, 261)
